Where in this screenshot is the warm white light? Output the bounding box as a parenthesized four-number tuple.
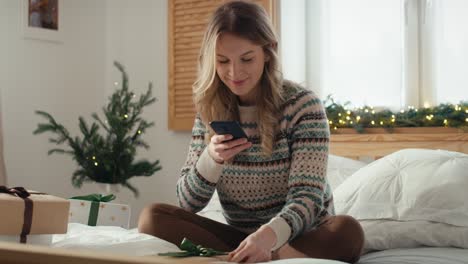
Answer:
(94, 162, 98, 166)
(371, 120, 375, 125)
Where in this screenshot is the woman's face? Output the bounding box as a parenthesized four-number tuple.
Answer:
(215, 32, 267, 106)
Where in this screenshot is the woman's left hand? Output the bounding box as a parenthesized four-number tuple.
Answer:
(228, 226, 277, 263)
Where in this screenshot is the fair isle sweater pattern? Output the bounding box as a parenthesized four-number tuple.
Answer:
(177, 84, 334, 244)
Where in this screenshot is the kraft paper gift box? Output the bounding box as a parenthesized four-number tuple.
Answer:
(68, 194, 131, 229)
(0, 186, 70, 245)
(0, 234, 53, 245)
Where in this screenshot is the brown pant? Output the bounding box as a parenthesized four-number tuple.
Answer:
(138, 203, 364, 263)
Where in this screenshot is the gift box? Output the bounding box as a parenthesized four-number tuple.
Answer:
(68, 194, 130, 229)
(0, 234, 52, 245)
(0, 186, 70, 244)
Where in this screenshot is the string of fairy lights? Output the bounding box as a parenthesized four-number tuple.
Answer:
(323, 95, 468, 133)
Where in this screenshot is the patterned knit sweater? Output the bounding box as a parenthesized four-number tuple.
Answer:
(177, 83, 334, 249)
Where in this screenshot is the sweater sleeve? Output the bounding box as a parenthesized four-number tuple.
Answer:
(266, 92, 330, 249)
(176, 115, 224, 213)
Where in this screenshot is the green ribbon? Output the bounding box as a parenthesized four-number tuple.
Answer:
(69, 193, 116, 203)
(158, 238, 228, 257)
(69, 194, 116, 226)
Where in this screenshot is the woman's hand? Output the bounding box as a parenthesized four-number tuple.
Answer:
(208, 134, 252, 164)
(228, 226, 277, 263)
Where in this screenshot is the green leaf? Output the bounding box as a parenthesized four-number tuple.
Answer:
(33, 61, 162, 198)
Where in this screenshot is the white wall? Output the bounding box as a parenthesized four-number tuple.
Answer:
(0, 0, 191, 228)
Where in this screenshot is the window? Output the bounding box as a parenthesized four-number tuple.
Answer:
(280, 0, 467, 109)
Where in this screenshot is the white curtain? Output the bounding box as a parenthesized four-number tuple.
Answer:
(0, 91, 6, 186)
(280, 0, 405, 109)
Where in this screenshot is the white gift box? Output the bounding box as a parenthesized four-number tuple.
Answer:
(0, 234, 53, 245)
(68, 199, 130, 229)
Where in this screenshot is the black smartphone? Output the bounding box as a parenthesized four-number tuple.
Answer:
(209, 121, 248, 140)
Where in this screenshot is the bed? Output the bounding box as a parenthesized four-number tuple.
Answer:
(1, 127, 468, 264)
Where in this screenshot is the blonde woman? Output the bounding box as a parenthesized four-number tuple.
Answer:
(139, 1, 364, 263)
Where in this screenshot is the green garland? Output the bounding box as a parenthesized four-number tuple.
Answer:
(323, 95, 468, 133)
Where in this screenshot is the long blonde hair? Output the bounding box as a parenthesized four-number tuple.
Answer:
(193, 1, 284, 156)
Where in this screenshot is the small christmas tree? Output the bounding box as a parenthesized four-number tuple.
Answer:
(33, 61, 161, 197)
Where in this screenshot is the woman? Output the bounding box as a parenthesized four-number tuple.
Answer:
(139, 1, 364, 263)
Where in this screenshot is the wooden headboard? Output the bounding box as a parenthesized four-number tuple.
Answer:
(330, 127, 468, 160)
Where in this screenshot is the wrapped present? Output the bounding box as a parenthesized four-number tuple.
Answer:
(69, 194, 130, 229)
(0, 186, 70, 244)
(0, 234, 52, 245)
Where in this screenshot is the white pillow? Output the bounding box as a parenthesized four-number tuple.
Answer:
(360, 220, 468, 253)
(327, 154, 368, 191)
(334, 148, 468, 226)
(334, 149, 468, 251)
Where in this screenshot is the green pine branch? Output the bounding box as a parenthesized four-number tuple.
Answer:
(33, 61, 161, 197)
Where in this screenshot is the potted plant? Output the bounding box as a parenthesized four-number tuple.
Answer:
(33, 61, 161, 197)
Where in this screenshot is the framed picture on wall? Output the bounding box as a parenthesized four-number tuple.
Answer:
(22, 0, 64, 43)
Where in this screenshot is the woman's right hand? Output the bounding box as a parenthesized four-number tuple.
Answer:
(208, 134, 252, 164)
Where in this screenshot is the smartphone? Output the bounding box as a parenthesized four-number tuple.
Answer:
(209, 121, 248, 140)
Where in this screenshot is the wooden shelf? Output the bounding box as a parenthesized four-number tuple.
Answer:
(330, 127, 468, 159)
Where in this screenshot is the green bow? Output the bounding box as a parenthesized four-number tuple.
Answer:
(69, 193, 116, 202)
(158, 238, 228, 257)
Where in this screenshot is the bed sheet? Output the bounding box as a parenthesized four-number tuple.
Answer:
(358, 247, 468, 264)
(51, 224, 468, 264)
(52, 223, 179, 256)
